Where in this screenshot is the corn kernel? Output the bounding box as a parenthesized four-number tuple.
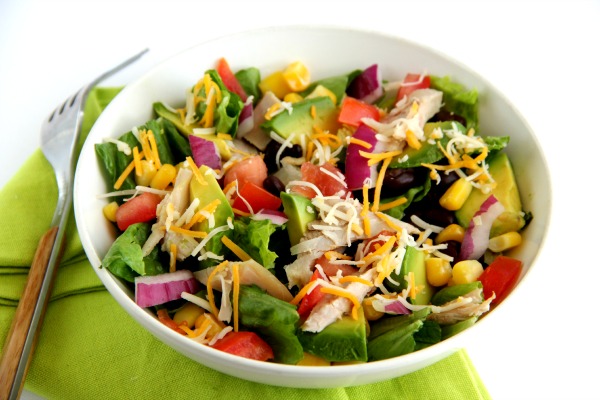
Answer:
(173, 302, 204, 328)
(426, 257, 452, 287)
(150, 163, 177, 190)
(135, 159, 157, 187)
(283, 92, 304, 103)
(439, 178, 473, 211)
(282, 61, 311, 92)
(306, 84, 337, 104)
(488, 231, 522, 253)
(362, 296, 385, 321)
(452, 260, 484, 284)
(259, 70, 290, 99)
(102, 201, 119, 222)
(435, 224, 466, 244)
(296, 352, 331, 366)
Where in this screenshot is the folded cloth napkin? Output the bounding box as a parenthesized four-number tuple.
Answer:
(0, 88, 491, 400)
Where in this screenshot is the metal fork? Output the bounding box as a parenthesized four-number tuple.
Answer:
(0, 48, 148, 400)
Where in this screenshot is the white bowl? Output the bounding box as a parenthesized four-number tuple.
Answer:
(74, 25, 551, 388)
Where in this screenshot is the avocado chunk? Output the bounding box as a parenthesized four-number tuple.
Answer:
(189, 165, 234, 265)
(385, 246, 435, 305)
(298, 307, 368, 362)
(430, 281, 483, 306)
(153, 101, 199, 136)
(455, 152, 525, 237)
(261, 96, 340, 143)
(280, 192, 317, 246)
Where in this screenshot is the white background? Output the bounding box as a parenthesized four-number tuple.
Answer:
(2, 1, 599, 399)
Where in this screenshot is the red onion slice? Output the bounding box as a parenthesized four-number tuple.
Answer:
(347, 64, 383, 104)
(345, 124, 379, 190)
(189, 135, 221, 170)
(135, 270, 200, 308)
(459, 195, 505, 261)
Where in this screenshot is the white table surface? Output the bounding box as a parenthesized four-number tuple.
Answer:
(2, 1, 599, 399)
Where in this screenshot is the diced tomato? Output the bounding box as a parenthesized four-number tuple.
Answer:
(338, 96, 380, 127)
(211, 331, 274, 361)
(223, 155, 268, 191)
(314, 254, 358, 278)
(216, 58, 248, 101)
(290, 162, 350, 199)
(297, 269, 327, 320)
(157, 309, 186, 335)
(362, 230, 396, 255)
(232, 181, 282, 213)
(396, 73, 431, 101)
(478, 255, 523, 305)
(115, 192, 162, 231)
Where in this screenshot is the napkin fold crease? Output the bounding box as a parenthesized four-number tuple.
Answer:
(0, 88, 491, 400)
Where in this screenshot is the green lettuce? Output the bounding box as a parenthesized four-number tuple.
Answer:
(430, 75, 479, 132)
(101, 223, 165, 282)
(231, 218, 279, 269)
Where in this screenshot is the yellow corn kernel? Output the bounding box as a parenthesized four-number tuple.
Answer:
(439, 178, 473, 211)
(361, 296, 385, 321)
(150, 163, 177, 190)
(282, 61, 311, 92)
(173, 302, 204, 328)
(296, 352, 331, 366)
(435, 223, 466, 244)
(258, 70, 290, 99)
(283, 92, 304, 103)
(135, 159, 157, 187)
(306, 84, 337, 104)
(488, 231, 522, 253)
(425, 257, 452, 287)
(452, 260, 484, 285)
(102, 201, 119, 222)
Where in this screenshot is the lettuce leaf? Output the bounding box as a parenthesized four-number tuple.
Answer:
(235, 67, 261, 105)
(101, 223, 165, 282)
(232, 218, 279, 269)
(430, 75, 479, 132)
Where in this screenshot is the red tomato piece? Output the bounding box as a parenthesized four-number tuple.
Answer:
(216, 58, 248, 101)
(115, 192, 162, 231)
(297, 269, 327, 320)
(223, 155, 268, 191)
(232, 182, 282, 213)
(362, 230, 396, 254)
(157, 309, 186, 335)
(396, 73, 431, 101)
(211, 331, 274, 361)
(290, 162, 350, 199)
(478, 256, 523, 305)
(314, 254, 358, 278)
(338, 96, 380, 127)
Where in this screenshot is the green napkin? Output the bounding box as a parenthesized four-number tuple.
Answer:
(0, 88, 491, 400)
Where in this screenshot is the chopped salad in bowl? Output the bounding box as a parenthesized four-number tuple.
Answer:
(74, 26, 550, 388)
(93, 56, 530, 365)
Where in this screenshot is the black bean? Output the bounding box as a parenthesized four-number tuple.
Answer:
(263, 175, 286, 196)
(264, 141, 303, 172)
(381, 167, 426, 197)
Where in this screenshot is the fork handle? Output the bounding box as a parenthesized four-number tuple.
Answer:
(0, 226, 60, 400)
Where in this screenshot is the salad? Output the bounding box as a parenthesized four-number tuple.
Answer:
(95, 57, 531, 365)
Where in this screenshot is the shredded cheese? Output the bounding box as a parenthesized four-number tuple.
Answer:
(232, 263, 240, 332)
(371, 156, 392, 212)
(221, 236, 252, 262)
(206, 261, 230, 318)
(113, 150, 145, 190)
(185, 156, 207, 186)
(169, 243, 177, 273)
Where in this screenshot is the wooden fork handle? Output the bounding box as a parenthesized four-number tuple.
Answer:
(0, 226, 60, 400)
